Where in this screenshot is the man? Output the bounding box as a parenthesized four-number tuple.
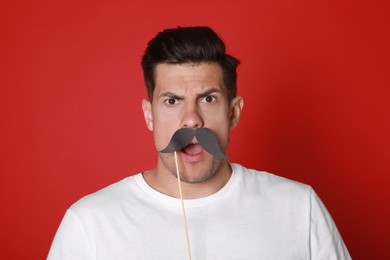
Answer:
(48, 26, 351, 259)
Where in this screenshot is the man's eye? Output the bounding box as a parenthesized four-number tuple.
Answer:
(166, 98, 177, 105)
(202, 96, 216, 103)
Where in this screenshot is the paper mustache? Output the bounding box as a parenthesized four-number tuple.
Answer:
(159, 128, 229, 160)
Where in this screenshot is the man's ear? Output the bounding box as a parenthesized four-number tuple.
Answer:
(229, 96, 244, 129)
(142, 99, 153, 131)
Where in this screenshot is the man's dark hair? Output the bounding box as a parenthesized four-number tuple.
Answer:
(141, 26, 240, 101)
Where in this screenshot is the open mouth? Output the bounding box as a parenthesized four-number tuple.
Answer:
(181, 138, 204, 157)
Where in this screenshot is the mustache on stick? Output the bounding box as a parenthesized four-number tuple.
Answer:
(159, 128, 229, 160)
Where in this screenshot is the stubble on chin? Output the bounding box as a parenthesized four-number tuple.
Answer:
(158, 153, 223, 184)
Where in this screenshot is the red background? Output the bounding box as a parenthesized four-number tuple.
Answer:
(1, 0, 389, 259)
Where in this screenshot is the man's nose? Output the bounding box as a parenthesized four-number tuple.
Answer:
(181, 103, 204, 129)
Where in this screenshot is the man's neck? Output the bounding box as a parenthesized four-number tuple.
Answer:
(142, 161, 232, 199)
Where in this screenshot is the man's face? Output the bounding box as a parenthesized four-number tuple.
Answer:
(142, 62, 242, 183)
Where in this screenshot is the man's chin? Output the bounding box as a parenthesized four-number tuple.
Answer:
(176, 172, 214, 184)
(160, 153, 222, 184)
(170, 164, 217, 184)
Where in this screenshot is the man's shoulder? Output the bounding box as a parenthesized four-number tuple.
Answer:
(69, 173, 143, 215)
(231, 163, 312, 198)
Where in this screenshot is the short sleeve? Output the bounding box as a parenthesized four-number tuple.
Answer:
(47, 210, 94, 260)
(310, 189, 352, 259)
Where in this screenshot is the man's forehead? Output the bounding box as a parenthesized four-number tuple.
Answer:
(153, 63, 225, 95)
(156, 61, 221, 71)
(154, 62, 223, 83)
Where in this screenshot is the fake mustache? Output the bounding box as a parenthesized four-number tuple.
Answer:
(159, 128, 229, 160)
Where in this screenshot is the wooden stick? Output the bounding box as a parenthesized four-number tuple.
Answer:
(174, 151, 192, 260)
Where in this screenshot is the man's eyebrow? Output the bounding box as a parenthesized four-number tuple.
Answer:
(198, 88, 223, 97)
(158, 88, 222, 99)
(158, 92, 183, 99)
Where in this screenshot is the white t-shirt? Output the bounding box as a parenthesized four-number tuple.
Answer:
(48, 163, 351, 259)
